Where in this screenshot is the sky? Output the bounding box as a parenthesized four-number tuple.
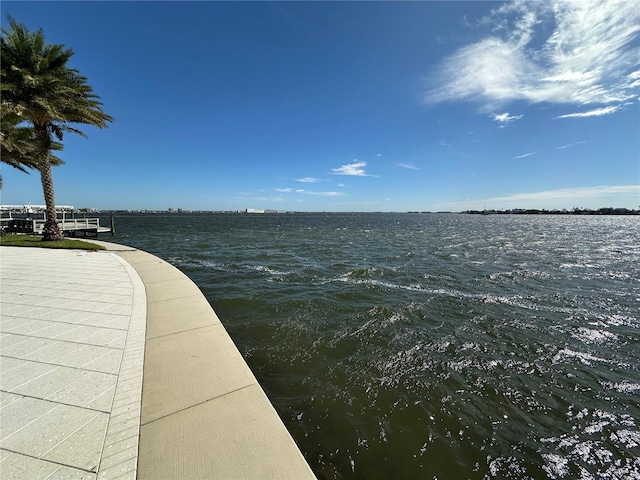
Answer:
(1, 0, 639, 212)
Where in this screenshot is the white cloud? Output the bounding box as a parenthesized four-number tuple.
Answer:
(295, 189, 344, 197)
(514, 151, 537, 159)
(555, 105, 622, 119)
(274, 188, 293, 193)
(397, 162, 420, 170)
(435, 185, 640, 210)
(332, 161, 368, 176)
(309, 191, 344, 197)
(425, 0, 640, 111)
(492, 112, 523, 124)
(296, 177, 320, 183)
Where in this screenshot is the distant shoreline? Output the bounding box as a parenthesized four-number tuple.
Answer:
(461, 207, 639, 215)
(104, 208, 639, 215)
(3, 208, 638, 216)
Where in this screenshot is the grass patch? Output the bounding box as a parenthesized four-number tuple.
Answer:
(0, 234, 105, 251)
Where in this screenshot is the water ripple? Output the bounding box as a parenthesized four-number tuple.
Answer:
(110, 213, 640, 479)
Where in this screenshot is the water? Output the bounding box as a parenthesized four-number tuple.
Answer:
(110, 213, 639, 479)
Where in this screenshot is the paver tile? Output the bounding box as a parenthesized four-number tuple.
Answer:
(0, 316, 40, 332)
(84, 385, 117, 412)
(47, 324, 120, 343)
(73, 347, 123, 374)
(0, 391, 24, 409)
(0, 449, 97, 480)
(21, 337, 90, 363)
(1, 399, 104, 460)
(54, 327, 127, 349)
(42, 411, 110, 472)
(0, 448, 13, 460)
(0, 355, 28, 375)
(7, 363, 87, 399)
(0, 332, 29, 348)
(2, 335, 60, 359)
(2, 337, 122, 374)
(2, 318, 80, 337)
(73, 313, 130, 330)
(0, 450, 61, 479)
(48, 370, 117, 412)
(1, 359, 58, 392)
(0, 396, 58, 441)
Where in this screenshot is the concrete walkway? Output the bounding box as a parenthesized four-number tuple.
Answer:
(1, 246, 146, 480)
(1, 242, 315, 480)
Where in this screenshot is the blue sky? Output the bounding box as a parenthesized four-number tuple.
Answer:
(2, 0, 639, 212)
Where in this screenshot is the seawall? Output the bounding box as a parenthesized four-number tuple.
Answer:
(90, 240, 316, 479)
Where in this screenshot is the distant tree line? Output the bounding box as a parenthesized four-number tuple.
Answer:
(463, 208, 639, 215)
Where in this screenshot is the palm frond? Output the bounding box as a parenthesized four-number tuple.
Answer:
(1, 17, 110, 177)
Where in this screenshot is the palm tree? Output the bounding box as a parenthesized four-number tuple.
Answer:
(1, 101, 64, 174)
(1, 18, 112, 240)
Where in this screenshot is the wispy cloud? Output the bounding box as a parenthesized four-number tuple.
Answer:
(555, 105, 622, 119)
(296, 189, 344, 197)
(556, 140, 589, 149)
(514, 151, 536, 159)
(332, 161, 368, 176)
(274, 188, 293, 193)
(312, 191, 343, 197)
(424, 0, 640, 111)
(397, 162, 420, 170)
(436, 185, 640, 210)
(296, 177, 321, 183)
(492, 112, 523, 126)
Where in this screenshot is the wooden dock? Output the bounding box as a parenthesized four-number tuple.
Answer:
(1, 216, 114, 237)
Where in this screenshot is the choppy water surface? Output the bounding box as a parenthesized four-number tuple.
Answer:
(112, 213, 639, 479)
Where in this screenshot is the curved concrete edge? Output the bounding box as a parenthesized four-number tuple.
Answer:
(97, 252, 147, 480)
(87, 240, 316, 480)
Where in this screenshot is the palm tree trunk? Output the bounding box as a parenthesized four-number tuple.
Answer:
(33, 125, 63, 241)
(39, 157, 63, 241)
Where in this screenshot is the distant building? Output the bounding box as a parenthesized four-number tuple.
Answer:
(0, 204, 75, 214)
(246, 208, 279, 214)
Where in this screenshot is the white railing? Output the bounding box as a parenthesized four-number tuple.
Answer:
(3, 212, 113, 236)
(33, 218, 103, 233)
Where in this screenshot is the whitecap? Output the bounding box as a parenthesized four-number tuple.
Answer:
(542, 453, 570, 479)
(611, 429, 640, 449)
(571, 440, 597, 463)
(571, 327, 618, 344)
(600, 381, 640, 394)
(248, 264, 287, 275)
(584, 421, 609, 434)
(552, 349, 609, 365)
